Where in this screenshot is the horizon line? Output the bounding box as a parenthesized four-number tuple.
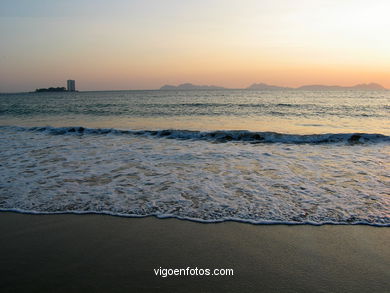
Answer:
(0, 81, 388, 94)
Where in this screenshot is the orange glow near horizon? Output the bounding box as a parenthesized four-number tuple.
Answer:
(0, 0, 389, 91)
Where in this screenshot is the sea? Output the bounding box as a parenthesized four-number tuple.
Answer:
(0, 89, 389, 225)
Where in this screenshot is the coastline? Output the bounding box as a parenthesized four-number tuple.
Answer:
(0, 212, 389, 292)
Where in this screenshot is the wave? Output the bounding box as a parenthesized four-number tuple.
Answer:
(1, 208, 389, 227)
(1, 125, 389, 144)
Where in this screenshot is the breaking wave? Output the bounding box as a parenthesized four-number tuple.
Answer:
(0, 124, 389, 226)
(2, 125, 389, 144)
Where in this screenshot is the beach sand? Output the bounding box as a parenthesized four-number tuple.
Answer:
(0, 212, 389, 293)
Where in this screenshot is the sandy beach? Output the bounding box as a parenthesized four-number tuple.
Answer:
(2, 1, 390, 292)
(0, 212, 389, 292)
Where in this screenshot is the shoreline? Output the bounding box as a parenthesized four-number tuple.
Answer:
(1, 209, 389, 227)
(0, 212, 389, 292)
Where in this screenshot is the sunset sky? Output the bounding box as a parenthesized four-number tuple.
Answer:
(1, 0, 389, 92)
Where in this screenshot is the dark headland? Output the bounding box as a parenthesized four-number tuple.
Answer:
(34, 87, 67, 93)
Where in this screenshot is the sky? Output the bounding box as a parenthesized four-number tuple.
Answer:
(0, 0, 389, 92)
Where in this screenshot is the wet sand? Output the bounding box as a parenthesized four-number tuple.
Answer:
(0, 212, 389, 293)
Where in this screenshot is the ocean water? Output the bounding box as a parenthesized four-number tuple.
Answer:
(0, 90, 389, 225)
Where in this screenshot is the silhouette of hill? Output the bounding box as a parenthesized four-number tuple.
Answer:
(247, 82, 386, 90)
(159, 82, 387, 91)
(351, 83, 386, 90)
(297, 83, 386, 90)
(247, 83, 291, 90)
(35, 87, 67, 93)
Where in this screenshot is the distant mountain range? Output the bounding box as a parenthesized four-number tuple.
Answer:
(296, 83, 386, 91)
(246, 83, 291, 90)
(160, 82, 387, 90)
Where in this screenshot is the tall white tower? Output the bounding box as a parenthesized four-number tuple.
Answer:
(67, 80, 76, 92)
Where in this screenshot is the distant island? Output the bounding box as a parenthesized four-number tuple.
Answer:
(296, 83, 386, 91)
(247, 82, 386, 91)
(160, 82, 387, 91)
(33, 80, 77, 93)
(247, 83, 291, 90)
(35, 87, 67, 93)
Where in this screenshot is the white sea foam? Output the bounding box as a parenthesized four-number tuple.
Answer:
(0, 126, 389, 225)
